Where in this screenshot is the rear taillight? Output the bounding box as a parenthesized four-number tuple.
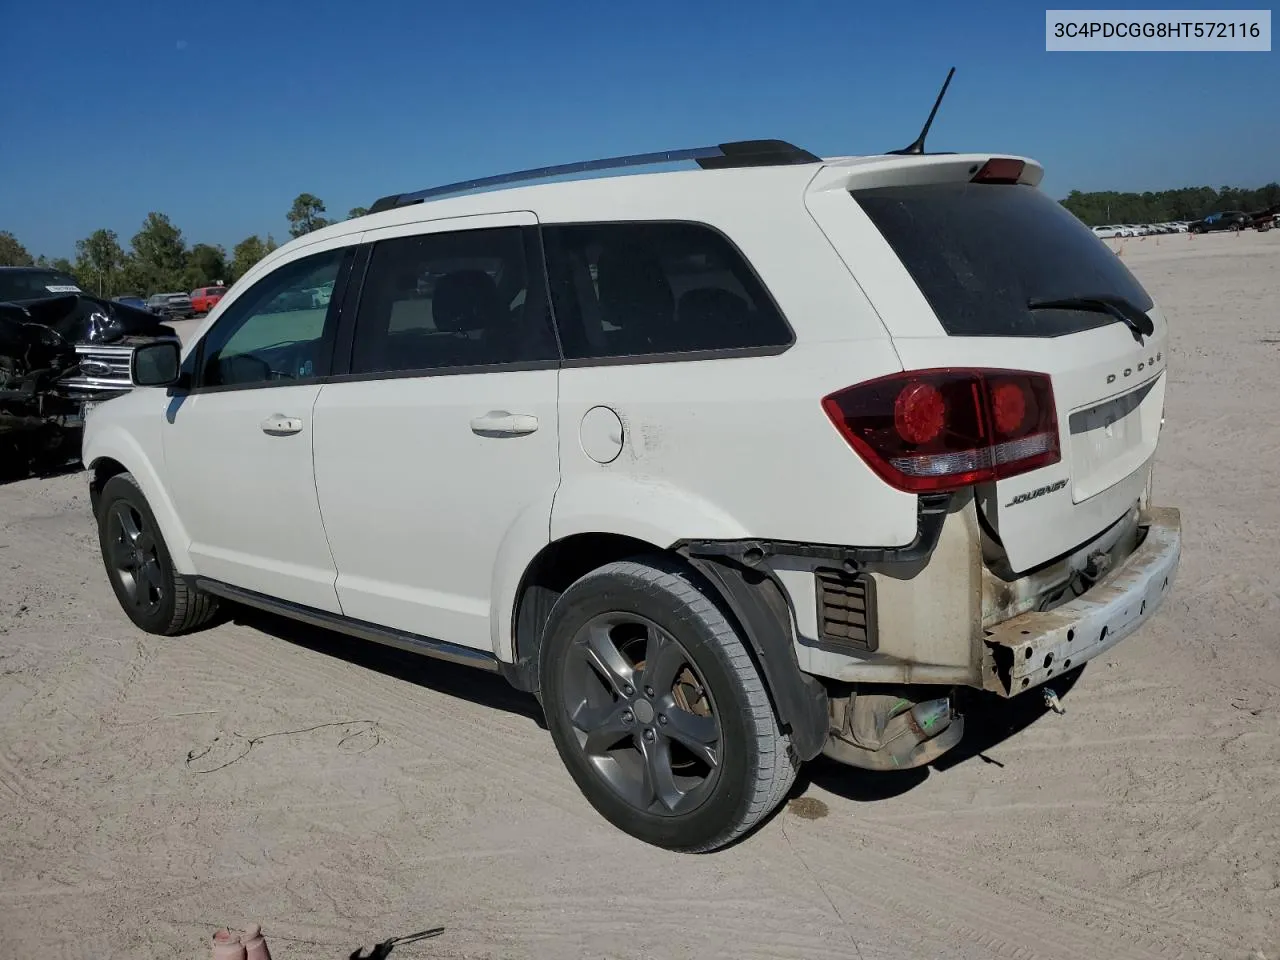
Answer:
(822, 369, 1060, 493)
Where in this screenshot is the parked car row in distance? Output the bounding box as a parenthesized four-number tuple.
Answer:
(111, 287, 227, 319)
(1091, 222, 1190, 238)
(1092, 210, 1279, 238)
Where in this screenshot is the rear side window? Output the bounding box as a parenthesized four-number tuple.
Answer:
(349, 226, 559, 374)
(542, 221, 793, 360)
(853, 183, 1155, 338)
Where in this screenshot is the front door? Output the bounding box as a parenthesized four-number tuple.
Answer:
(312, 213, 562, 650)
(163, 240, 357, 612)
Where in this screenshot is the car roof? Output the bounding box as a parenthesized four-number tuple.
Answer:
(244, 143, 1045, 284)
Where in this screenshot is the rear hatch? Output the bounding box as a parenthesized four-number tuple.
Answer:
(807, 155, 1167, 573)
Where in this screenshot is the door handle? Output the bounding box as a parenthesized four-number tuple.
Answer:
(470, 411, 539, 437)
(261, 414, 303, 436)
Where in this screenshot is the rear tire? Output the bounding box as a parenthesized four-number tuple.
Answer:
(96, 472, 218, 635)
(539, 556, 797, 852)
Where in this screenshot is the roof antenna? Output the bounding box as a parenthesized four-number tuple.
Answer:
(887, 66, 956, 156)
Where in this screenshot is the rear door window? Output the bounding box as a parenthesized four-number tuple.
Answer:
(853, 182, 1155, 338)
(541, 221, 793, 360)
(348, 226, 559, 374)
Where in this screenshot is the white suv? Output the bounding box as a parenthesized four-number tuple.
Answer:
(83, 140, 1181, 852)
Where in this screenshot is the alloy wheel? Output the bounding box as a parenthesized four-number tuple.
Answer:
(105, 501, 165, 619)
(560, 612, 722, 817)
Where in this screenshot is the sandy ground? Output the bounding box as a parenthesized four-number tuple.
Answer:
(2, 230, 1279, 960)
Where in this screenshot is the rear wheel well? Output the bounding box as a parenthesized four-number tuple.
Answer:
(88, 457, 128, 516)
(510, 533, 665, 692)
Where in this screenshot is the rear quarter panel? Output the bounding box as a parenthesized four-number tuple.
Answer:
(543, 177, 917, 550)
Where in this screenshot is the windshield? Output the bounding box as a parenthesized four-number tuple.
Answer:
(853, 182, 1154, 338)
(0, 269, 83, 301)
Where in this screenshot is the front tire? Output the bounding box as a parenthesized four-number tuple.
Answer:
(539, 557, 797, 852)
(96, 472, 218, 635)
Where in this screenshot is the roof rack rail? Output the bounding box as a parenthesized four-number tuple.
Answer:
(366, 139, 821, 214)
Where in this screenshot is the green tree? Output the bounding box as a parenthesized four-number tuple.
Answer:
(73, 228, 126, 297)
(347, 206, 369, 219)
(117, 258, 151, 297)
(0, 231, 35, 266)
(184, 243, 229, 289)
(130, 212, 188, 292)
(231, 234, 272, 280)
(50, 257, 76, 275)
(1061, 180, 1280, 226)
(287, 193, 331, 238)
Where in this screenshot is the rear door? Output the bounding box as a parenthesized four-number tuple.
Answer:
(311, 213, 562, 651)
(807, 157, 1167, 572)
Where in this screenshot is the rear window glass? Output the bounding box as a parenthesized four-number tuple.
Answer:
(542, 221, 793, 359)
(853, 183, 1154, 338)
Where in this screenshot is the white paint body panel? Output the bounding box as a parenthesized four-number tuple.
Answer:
(162, 384, 341, 611)
(310, 211, 559, 654)
(553, 340, 914, 550)
(82, 387, 195, 573)
(312, 366, 560, 651)
(890, 331, 1167, 572)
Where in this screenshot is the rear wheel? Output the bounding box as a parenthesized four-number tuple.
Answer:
(539, 557, 797, 852)
(96, 472, 218, 635)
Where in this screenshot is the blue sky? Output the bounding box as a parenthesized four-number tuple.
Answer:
(1, 0, 1276, 258)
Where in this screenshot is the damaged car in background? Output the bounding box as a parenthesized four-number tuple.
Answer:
(0, 267, 179, 480)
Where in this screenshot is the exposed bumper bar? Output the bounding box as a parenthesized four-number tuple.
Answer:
(983, 506, 1181, 696)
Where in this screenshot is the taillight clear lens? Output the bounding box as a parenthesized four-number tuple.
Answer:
(822, 368, 1060, 493)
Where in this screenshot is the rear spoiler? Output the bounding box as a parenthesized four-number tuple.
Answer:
(806, 154, 1045, 195)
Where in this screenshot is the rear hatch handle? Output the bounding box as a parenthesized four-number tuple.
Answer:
(1026, 295, 1155, 343)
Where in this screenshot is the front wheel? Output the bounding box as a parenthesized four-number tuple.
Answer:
(96, 472, 218, 635)
(539, 557, 797, 852)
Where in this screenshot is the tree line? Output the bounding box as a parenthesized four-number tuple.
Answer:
(1061, 182, 1280, 226)
(0, 193, 369, 299)
(6, 180, 1280, 297)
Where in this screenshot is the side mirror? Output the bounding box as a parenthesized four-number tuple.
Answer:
(131, 339, 182, 387)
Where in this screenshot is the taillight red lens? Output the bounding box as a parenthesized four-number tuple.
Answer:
(894, 382, 946, 444)
(821, 368, 1060, 493)
(989, 379, 1028, 435)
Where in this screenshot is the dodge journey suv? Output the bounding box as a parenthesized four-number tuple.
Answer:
(83, 139, 1181, 852)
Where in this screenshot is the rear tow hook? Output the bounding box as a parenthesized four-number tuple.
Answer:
(1043, 686, 1066, 715)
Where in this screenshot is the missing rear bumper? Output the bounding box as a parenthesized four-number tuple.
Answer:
(984, 506, 1181, 696)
